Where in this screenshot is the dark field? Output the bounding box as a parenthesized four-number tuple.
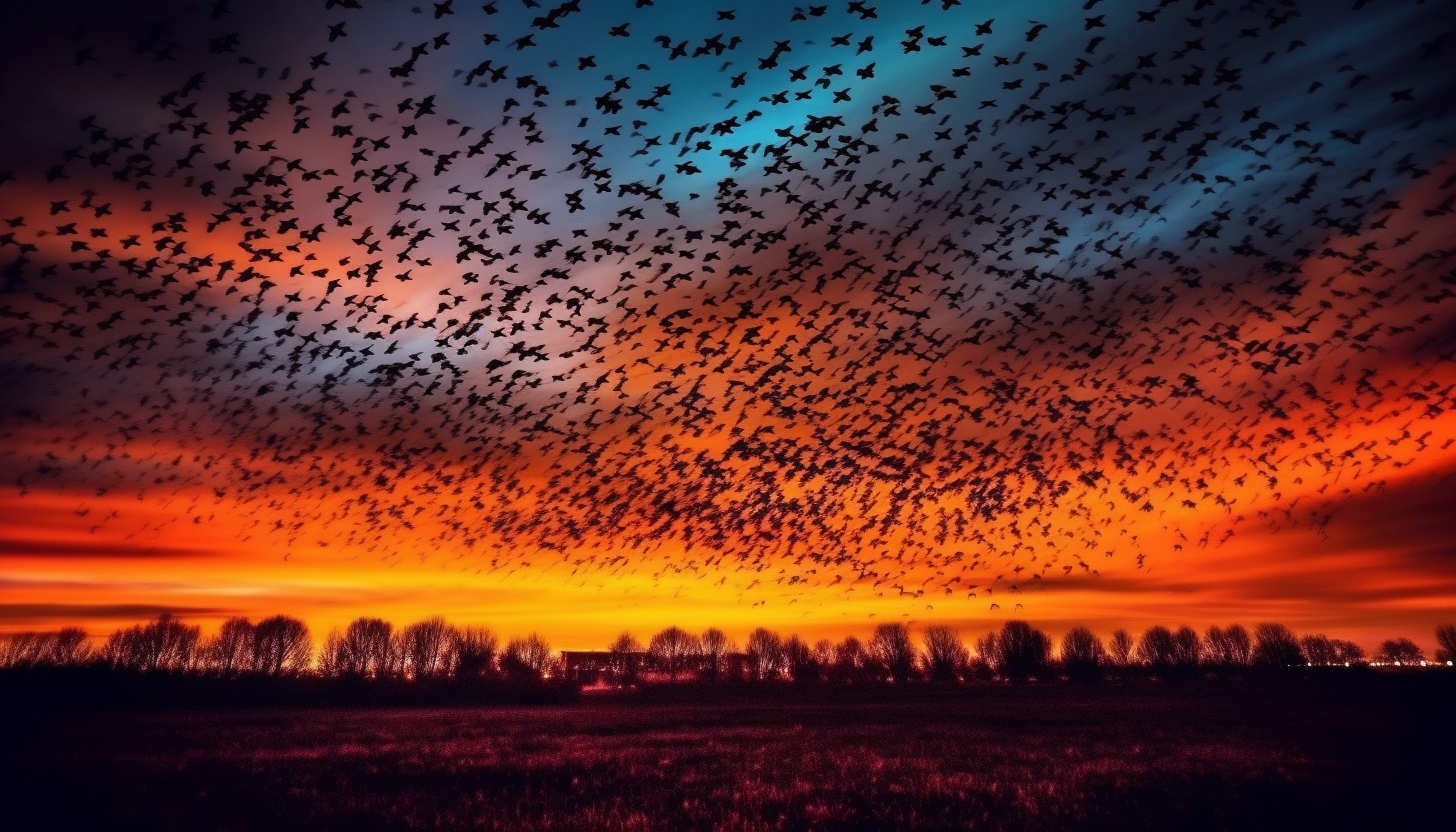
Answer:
(7, 679, 1451, 831)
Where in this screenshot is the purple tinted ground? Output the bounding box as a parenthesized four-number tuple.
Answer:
(7, 679, 1451, 831)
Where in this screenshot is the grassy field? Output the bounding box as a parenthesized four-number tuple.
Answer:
(6, 679, 1450, 830)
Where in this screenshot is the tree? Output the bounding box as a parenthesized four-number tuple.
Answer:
(501, 633, 553, 680)
(1223, 624, 1253, 667)
(1436, 624, 1456, 664)
(103, 614, 200, 672)
(1171, 626, 1201, 676)
(1059, 627, 1105, 682)
(252, 615, 311, 676)
(995, 621, 1051, 681)
(401, 616, 456, 680)
(921, 625, 969, 683)
(745, 627, 784, 681)
(1106, 629, 1134, 670)
(699, 628, 731, 681)
(0, 628, 93, 668)
(207, 617, 255, 676)
(1203, 625, 1252, 671)
(1377, 638, 1424, 665)
(1252, 623, 1305, 669)
(783, 634, 819, 683)
(1331, 639, 1365, 665)
(1136, 625, 1177, 674)
(608, 631, 643, 684)
(811, 639, 837, 675)
(832, 635, 869, 683)
(648, 626, 700, 680)
(324, 617, 396, 679)
(453, 625, 499, 678)
(868, 622, 917, 682)
(1300, 634, 1338, 666)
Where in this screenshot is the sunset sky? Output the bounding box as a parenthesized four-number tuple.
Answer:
(2, 0, 1454, 654)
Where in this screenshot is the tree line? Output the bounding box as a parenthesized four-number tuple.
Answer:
(4, 615, 1454, 684)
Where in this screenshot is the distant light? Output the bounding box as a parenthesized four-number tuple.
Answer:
(1448, 661, 1453, 667)
(1420, 661, 1427, 667)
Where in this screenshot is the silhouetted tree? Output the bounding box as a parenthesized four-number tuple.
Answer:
(252, 615, 311, 676)
(103, 614, 200, 672)
(648, 626, 699, 680)
(1106, 629, 1134, 671)
(206, 617, 255, 676)
(746, 627, 784, 681)
(453, 625, 499, 678)
(1377, 638, 1424, 665)
(868, 622, 917, 682)
(809, 638, 836, 678)
(992, 621, 1051, 681)
(1137, 625, 1178, 675)
(1224, 624, 1253, 667)
(608, 631, 643, 684)
(699, 628, 731, 681)
(1300, 634, 1338, 666)
(921, 625, 969, 683)
(832, 635, 869, 683)
(0, 628, 92, 668)
(1331, 639, 1365, 665)
(1435, 624, 1456, 664)
(1203, 624, 1254, 672)
(783, 634, 820, 683)
(1059, 627, 1105, 681)
(1171, 626, 1201, 677)
(1252, 623, 1305, 669)
(501, 633, 553, 680)
(324, 617, 396, 678)
(401, 616, 456, 679)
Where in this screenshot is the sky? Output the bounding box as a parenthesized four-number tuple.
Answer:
(2, 0, 1454, 653)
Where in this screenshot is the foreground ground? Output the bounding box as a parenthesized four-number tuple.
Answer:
(5, 678, 1451, 830)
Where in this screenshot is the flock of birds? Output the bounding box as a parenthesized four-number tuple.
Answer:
(1, 0, 1454, 611)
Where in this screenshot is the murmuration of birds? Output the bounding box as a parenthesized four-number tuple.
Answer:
(1, 0, 1454, 610)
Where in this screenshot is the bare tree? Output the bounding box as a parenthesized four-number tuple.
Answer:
(401, 616, 457, 680)
(325, 617, 396, 679)
(103, 614, 200, 672)
(648, 626, 700, 680)
(608, 631, 644, 684)
(1136, 625, 1177, 674)
(993, 621, 1051, 681)
(832, 635, 869, 683)
(921, 625, 968, 683)
(453, 625, 499, 678)
(1107, 629, 1134, 670)
(1059, 627, 1105, 681)
(1331, 639, 1365, 665)
(1300, 634, 1338, 666)
(1224, 624, 1253, 667)
(1436, 624, 1456, 663)
(700, 628, 731, 681)
(1377, 638, 1424, 665)
(252, 615, 311, 676)
(1171, 626, 1201, 676)
(811, 638, 837, 677)
(1252, 623, 1305, 669)
(868, 622, 917, 682)
(746, 627, 784, 681)
(502, 633, 553, 680)
(0, 628, 93, 668)
(206, 617, 255, 676)
(782, 634, 819, 683)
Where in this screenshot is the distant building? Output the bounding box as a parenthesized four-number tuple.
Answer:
(560, 650, 751, 685)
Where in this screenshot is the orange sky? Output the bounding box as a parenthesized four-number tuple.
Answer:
(3, 0, 1456, 658)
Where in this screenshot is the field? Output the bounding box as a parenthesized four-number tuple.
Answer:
(6, 679, 1451, 831)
